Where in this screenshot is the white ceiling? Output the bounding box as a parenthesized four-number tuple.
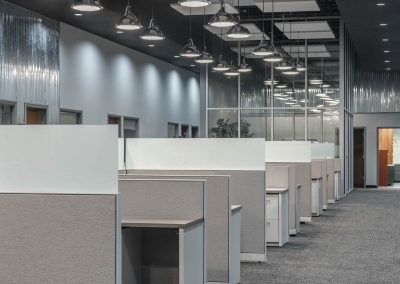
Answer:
(230, 44, 331, 58)
(275, 21, 335, 39)
(253, 0, 320, 13)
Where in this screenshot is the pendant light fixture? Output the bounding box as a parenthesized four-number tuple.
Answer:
(180, 8, 200, 57)
(179, 0, 211, 8)
(253, 0, 273, 56)
(226, 0, 251, 39)
(141, 0, 165, 40)
(195, 8, 214, 64)
(264, 61, 278, 85)
(209, 0, 237, 28)
(282, 67, 300, 75)
(238, 42, 252, 73)
(116, 0, 142, 31)
(295, 32, 306, 71)
(71, 0, 103, 12)
(275, 61, 292, 70)
(212, 29, 230, 71)
(263, 0, 283, 63)
(224, 61, 240, 76)
(282, 21, 299, 75)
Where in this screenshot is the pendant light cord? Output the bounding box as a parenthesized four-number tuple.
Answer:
(262, 0, 265, 36)
(203, 7, 206, 49)
(189, 8, 192, 39)
(151, 0, 154, 18)
(271, 0, 274, 45)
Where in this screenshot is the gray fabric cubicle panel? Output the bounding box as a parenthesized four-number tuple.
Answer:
(327, 159, 335, 201)
(126, 169, 266, 257)
(0, 194, 117, 284)
(272, 162, 312, 220)
(119, 179, 205, 221)
(311, 160, 323, 179)
(266, 165, 296, 232)
(120, 173, 230, 283)
(334, 158, 341, 172)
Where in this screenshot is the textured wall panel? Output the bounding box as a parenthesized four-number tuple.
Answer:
(0, 0, 59, 123)
(354, 71, 400, 113)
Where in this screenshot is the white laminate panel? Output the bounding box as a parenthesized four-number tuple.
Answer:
(266, 195, 279, 220)
(265, 141, 312, 162)
(125, 139, 265, 171)
(0, 126, 117, 194)
(266, 219, 279, 243)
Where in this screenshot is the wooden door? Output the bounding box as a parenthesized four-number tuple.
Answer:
(379, 150, 389, 186)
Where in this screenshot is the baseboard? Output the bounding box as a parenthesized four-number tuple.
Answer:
(328, 199, 335, 204)
(289, 229, 297, 235)
(366, 185, 378, 188)
(240, 253, 266, 263)
(300, 217, 312, 223)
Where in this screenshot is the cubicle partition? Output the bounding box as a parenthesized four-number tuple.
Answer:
(265, 142, 313, 223)
(0, 126, 119, 284)
(334, 158, 342, 200)
(120, 173, 237, 284)
(266, 165, 301, 236)
(311, 160, 324, 216)
(122, 139, 266, 263)
(119, 179, 207, 284)
(327, 159, 335, 203)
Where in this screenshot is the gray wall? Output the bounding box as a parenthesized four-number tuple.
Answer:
(60, 23, 200, 137)
(354, 113, 400, 186)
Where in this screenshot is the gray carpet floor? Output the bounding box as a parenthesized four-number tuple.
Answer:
(241, 189, 400, 284)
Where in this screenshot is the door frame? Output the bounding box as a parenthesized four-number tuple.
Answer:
(354, 127, 366, 188)
(25, 103, 48, 125)
(376, 127, 400, 187)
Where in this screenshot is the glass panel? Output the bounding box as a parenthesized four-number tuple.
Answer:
(208, 109, 238, 138)
(60, 111, 81, 125)
(294, 110, 305, 141)
(274, 109, 295, 141)
(241, 72, 269, 108)
(323, 110, 340, 156)
(208, 72, 238, 108)
(240, 109, 271, 140)
(308, 111, 322, 142)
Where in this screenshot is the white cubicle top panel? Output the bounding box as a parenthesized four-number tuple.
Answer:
(118, 138, 125, 171)
(311, 143, 335, 159)
(265, 141, 312, 162)
(125, 138, 265, 171)
(0, 126, 118, 194)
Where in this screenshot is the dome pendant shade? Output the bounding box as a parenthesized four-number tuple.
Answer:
(208, 5, 237, 27)
(140, 18, 165, 40)
(223, 64, 240, 76)
(180, 39, 201, 57)
(238, 58, 252, 73)
(282, 68, 300, 75)
(263, 52, 283, 63)
(212, 55, 230, 71)
(275, 61, 292, 70)
(179, 0, 211, 7)
(264, 78, 279, 86)
(252, 39, 274, 56)
(71, 0, 103, 12)
(195, 50, 214, 64)
(226, 24, 251, 39)
(296, 61, 306, 72)
(116, 6, 142, 31)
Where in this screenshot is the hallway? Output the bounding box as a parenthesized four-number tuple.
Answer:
(241, 189, 400, 283)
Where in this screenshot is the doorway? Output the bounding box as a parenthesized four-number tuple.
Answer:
(354, 128, 365, 188)
(26, 106, 47, 124)
(377, 128, 400, 188)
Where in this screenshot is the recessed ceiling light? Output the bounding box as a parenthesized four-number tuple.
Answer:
(384, 60, 391, 63)
(147, 44, 155, 47)
(386, 67, 392, 71)
(382, 38, 389, 42)
(384, 50, 391, 53)
(74, 13, 84, 16)
(116, 30, 124, 34)
(376, 2, 386, 6)
(379, 23, 388, 27)
(174, 55, 180, 58)
(190, 64, 196, 67)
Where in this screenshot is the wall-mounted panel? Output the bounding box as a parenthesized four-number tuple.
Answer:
(0, 0, 60, 124)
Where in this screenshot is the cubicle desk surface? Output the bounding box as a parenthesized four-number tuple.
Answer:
(266, 188, 289, 248)
(122, 218, 204, 284)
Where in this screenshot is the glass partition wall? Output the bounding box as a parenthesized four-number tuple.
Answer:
(207, 39, 340, 156)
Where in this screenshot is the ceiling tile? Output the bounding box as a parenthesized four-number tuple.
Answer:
(254, 0, 320, 13)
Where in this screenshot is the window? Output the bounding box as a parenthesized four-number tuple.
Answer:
(26, 106, 47, 125)
(123, 117, 139, 138)
(191, 126, 199, 138)
(168, 122, 179, 138)
(60, 110, 82, 125)
(181, 124, 189, 138)
(108, 115, 122, 138)
(0, 104, 14, 125)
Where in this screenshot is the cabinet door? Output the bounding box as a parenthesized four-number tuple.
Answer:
(266, 219, 279, 242)
(266, 195, 279, 220)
